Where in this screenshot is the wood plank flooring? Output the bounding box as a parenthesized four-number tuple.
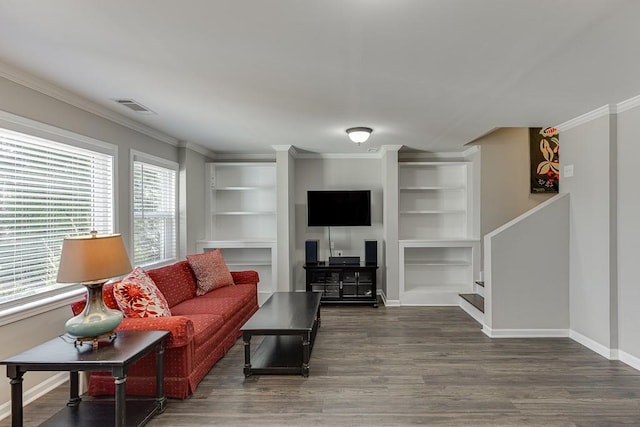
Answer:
(3, 306, 640, 426)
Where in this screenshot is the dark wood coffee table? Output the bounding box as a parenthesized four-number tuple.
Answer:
(1, 330, 168, 427)
(241, 292, 321, 377)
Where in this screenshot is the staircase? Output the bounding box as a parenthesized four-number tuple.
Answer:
(459, 281, 484, 323)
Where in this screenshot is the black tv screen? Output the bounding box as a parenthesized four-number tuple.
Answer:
(307, 190, 371, 226)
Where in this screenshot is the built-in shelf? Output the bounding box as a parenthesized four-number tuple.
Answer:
(203, 162, 278, 305)
(397, 159, 478, 306)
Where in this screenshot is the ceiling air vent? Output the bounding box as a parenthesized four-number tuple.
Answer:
(113, 99, 156, 114)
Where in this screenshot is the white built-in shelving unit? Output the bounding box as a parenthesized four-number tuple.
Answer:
(198, 162, 277, 304)
(398, 161, 480, 305)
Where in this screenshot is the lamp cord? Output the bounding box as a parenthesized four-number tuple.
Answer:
(328, 226, 333, 258)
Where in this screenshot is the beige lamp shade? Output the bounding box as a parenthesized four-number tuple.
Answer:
(57, 232, 132, 284)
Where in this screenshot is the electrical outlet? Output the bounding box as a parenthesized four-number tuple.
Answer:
(330, 241, 335, 249)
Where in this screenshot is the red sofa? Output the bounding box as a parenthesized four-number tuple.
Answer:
(71, 260, 259, 399)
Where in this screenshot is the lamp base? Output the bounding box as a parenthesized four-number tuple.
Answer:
(65, 282, 123, 339)
(74, 331, 117, 351)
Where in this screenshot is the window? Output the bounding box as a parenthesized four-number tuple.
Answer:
(0, 128, 114, 305)
(132, 154, 177, 266)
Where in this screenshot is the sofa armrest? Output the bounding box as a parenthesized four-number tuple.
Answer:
(116, 316, 195, 348)
(231, 270, 259, 285)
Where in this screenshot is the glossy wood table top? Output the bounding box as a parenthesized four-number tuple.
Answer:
(1, 330, 169, 371)
(241, 292, 322, 334)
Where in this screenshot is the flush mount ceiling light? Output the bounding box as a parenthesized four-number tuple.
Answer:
(346, 127, 373, 145)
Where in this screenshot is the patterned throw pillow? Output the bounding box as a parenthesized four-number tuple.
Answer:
(113, 267, 172, 318)
(187, 249, 234, 296)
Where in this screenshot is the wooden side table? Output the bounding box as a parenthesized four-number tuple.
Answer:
(1, 330, 168, 427)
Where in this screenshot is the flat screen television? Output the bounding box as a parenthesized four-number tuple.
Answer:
(307, 190, 371, 226)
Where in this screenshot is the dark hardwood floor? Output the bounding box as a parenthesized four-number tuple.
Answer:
(3, 306, 640, 426)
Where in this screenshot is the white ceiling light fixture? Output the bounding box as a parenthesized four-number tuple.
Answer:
(346, 127, 373, 145)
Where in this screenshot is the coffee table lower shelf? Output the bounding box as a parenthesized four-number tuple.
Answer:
(247, 335, 312, 376)
(42, 399, 161, 427)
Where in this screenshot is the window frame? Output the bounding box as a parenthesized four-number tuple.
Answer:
(0, 110, 118, 317)
(130, 150, 179, 269)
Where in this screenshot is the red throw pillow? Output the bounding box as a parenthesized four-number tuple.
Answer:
(113, 267, 172, 318)
(187, 249, 234, 296)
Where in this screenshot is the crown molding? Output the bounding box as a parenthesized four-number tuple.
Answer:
(616, 93, 640, 114)
(211, 152, 277, 162)
(556, 104, 615, 132)
(399, 145, 478, 161)
(294, 151, 385, 160)
(272, 145, 301, 158)
(177, 141, 215, 158)
(0, 62, 179, 146)
(380, 144, 403, 152)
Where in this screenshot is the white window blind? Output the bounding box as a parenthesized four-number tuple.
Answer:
(0, 128, 114, 305)
(132, 160, 176, 266)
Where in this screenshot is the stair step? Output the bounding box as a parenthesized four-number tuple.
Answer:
(459, 293, 484, 313)
(475, 280, 485, 287)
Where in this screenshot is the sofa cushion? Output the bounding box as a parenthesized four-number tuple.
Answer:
(181, 313, 225, 347)
(147, 261, 197, 308)
(171, 296, 246, 322)
(187, 249, 234, 296)
(201, 283, 256, 306)
(113, 267, 172, 318)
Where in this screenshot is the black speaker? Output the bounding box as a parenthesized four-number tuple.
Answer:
(365, 240, 377, 265)
(305, 240, 319, 265)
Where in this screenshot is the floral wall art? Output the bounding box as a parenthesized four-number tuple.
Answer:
(530, 127, 559, 193)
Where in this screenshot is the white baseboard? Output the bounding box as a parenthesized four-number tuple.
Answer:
(619, 350, 640, 371)
(0, 372, 67, 422)
(379, 291, 400, 307)
(569, 330, 617, 360)
(482, 326, 569, 338)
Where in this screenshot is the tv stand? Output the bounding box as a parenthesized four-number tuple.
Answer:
(304, 263, 378, 307)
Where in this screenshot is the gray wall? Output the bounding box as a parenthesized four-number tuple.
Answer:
(293, 157, 384, 291)
(616, 106, 640, 360)
(0, 76, 178, 249)
(484, 194, 569, 332)
(178, 146, 209, 258)
(560, 114, 616, 349)
(0, 74, 201, 409)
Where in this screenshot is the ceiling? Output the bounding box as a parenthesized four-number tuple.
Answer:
(1, 0, 640, 154)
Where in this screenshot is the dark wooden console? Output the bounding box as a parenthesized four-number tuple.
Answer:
(304, 263, 378, 307)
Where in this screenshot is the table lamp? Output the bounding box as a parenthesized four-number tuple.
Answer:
(57, 231, 132, 340)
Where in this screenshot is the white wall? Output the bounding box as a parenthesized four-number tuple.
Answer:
(484, 194, 569, 334)
(559, 112, 616, 351)
(276, 147, 295, 291)
(616, 104, 640, 362)
(293, 157, 384, 291)
(382, 147, 400, 303)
